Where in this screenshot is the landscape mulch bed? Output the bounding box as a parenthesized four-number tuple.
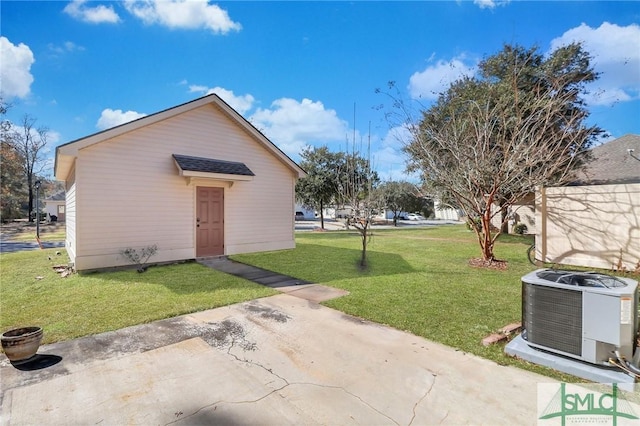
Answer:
(468, 258, 508, 270)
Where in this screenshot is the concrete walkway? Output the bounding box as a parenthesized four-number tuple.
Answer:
(1, 294, 554, 425)
(198, 257, 350, 303)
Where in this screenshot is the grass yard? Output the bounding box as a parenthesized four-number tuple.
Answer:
(0, 250, 276, 344)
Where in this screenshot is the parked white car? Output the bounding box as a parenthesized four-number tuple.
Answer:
(406, 213, 426, 221)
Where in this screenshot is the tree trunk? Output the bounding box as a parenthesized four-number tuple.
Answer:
(360, 225, 368, 267)
(481, 210, 494, 261)
(27, 181, 33, 222)
(319, 200, 324, 229)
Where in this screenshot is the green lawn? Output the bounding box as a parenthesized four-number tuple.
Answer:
(0, 250, 276, 344)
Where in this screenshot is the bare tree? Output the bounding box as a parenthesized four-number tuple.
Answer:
(337, 140, 378, 269)
(381, 44, 602, 264)
(7, 115, 50, 222)
(406, 89, 596, 262)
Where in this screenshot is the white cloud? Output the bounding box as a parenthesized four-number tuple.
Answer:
(124, 0, 241, 34)
(64, 0, 121, 24)
(408, 56, 477, 100)
(250, 98, 349, 158)
(473, 0, 511, 9)
(188, 84, 209, 93)
(550, 22, 640, 106)
(189, 85, 255, 114)
(96, 108, 146, 130)
(0, 37, 35, 99)
(48, 41, 85, 56)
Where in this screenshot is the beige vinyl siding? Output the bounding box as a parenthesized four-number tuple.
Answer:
(73, 103, 296, 270)
(64, 164, 77, 265)
(537, 183, 640, 270)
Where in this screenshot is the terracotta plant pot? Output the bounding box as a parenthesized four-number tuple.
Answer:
(1, 326, 43, 364)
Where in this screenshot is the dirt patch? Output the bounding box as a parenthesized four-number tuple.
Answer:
(468, 258, 508, 270)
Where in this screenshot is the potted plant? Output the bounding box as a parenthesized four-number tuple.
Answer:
(1, 326, 43, 364)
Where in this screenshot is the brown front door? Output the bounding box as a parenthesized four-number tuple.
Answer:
(196, 187, 224, 257)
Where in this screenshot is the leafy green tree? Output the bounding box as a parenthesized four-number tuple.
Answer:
(0, 140, 27, 221)
(295, 146, 343, 229)
(375, 181, 420, 226)
(397, 43, 602, 263)
(0, 101, 27, 221)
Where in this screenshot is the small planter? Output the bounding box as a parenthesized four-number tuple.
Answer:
(1, 326, 43, 364)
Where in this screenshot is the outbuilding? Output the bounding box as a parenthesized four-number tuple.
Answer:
(54, 94, 306, 271)
(535, 134, 640, 271)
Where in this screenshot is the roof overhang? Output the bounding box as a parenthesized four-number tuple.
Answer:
(173, 154, 254, 187)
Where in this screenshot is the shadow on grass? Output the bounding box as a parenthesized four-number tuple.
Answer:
(81, 261, 277, 296)
(234, 243, 417, 283)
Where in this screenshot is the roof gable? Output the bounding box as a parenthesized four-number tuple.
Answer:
(55, 94, 306, 180)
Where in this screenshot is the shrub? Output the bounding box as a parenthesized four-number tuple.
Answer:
(513, 223, 528, 235)
(120, 244, 158, 272)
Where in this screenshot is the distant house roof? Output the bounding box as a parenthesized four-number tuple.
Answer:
(45, 192, 65, 201)
(172, 154, 254, 176)
(573, 134, 640, 185)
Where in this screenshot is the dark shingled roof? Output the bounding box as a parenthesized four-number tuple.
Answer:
(46, 192, 66, 201)
(173, 154, 255, 176)
(573, 134, 640, 185)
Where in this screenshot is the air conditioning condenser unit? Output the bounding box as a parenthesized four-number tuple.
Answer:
(521, 269, 638, 367)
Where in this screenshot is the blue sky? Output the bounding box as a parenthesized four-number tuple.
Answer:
(2, 1, 639, 180)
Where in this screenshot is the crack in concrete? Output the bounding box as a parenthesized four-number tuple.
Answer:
(409, 373, 437, 426)
(165, 381, 402, 426)
(224, 347, 400, 424)
(163, 384, 291, 426)
(170, 318, 400, 426)
(286, 382, 401, 425)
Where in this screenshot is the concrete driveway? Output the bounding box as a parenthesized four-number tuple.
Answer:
(1, 293, 552, 425)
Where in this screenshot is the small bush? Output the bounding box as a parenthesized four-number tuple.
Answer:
(120, 244, 158, 272)
(513, 223, 528, 235)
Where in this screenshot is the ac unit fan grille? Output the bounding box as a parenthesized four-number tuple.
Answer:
(523, 283, 582, 356)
